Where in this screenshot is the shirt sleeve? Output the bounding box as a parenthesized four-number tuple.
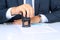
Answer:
(40, 14, 48, 23)
(6, 8, 14, 19)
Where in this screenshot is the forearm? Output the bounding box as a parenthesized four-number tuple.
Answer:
(44, 11, 60, 23)
(13, 15, 41, 25)
(0, 9, 8, 24)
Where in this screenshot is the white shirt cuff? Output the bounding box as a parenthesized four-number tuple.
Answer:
(6, 8, 14, 19)
(40, 14, 48, 23)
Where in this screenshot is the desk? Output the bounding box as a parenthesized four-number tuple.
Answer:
(0, 22, 60, 40)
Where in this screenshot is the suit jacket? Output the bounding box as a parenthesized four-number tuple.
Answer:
(0, 0, 60, 23)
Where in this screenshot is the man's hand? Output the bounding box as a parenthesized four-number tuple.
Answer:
(11, 4, 34, 18)
(31, 15, 41, 24)
(13, 16, 41, 25)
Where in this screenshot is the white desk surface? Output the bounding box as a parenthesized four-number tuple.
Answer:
(0, 22, 60, 40)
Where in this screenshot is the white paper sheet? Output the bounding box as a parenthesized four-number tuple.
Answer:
(19, 23, 58, 33)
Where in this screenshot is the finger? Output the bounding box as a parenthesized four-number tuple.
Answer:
(23, 4, 30, 17)
(19, 6, 26, 17)
(24, 4, 34, 18)
(22, 9, 26, 17)
(30, 8, 34, 18)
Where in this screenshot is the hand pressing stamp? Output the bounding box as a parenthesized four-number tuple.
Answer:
(22, 13, 30, 27)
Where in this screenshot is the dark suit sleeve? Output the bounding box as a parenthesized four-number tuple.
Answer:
(38, 0, 60, 23)
(0, 9, 9, 24)
(44, 0, 60, 23)
(44, 11, 60, 23)
(0, 0, 8, 24)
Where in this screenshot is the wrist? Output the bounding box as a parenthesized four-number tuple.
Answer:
(37, 15, 41, 23)
(31, 15, 41, 24)
(36, 15, 41, 23)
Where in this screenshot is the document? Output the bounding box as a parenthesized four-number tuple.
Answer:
(19, 23, 58, 33)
